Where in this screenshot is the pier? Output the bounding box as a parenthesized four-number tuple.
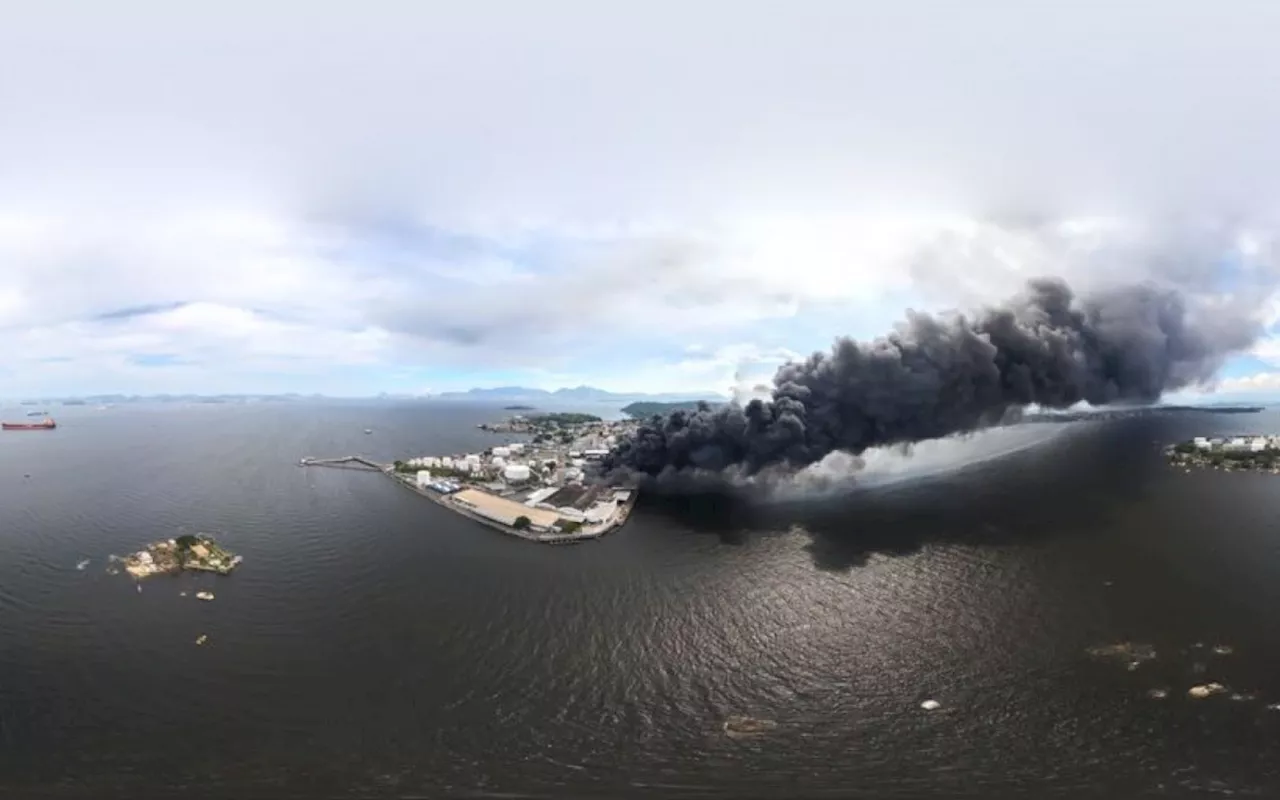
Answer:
(298, 456, 386, 471)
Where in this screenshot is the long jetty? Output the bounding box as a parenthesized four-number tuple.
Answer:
(298, 456, 386, 471)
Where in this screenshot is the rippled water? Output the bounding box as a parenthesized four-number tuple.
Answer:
(2, 402, 1280, 798)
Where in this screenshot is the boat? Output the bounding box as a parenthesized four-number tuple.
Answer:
(364, 428, 373, 434)
(26, 410, 48, 417)
(3, 418, 56, 430)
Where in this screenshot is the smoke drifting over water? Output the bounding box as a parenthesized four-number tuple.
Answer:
(606, 278, 1262, 492)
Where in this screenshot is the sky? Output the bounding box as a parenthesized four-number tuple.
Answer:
(6, 2, 1280, 398)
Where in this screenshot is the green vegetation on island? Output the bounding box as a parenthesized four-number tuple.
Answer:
(113, 534, 243, 578)
(621, 400, 721, 418)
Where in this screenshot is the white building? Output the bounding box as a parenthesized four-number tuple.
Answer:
(440, 456, 454, 468)
(1252, 436, 1268, 452)
(1193, 437, 1211, 449)
(491, 446, 511, 458)
(563, 467, 583, 482)
(1226, 437, 1249, 450)
(585, 500, 618, 524)
(491, 456, 507, 468)
(582, 449, 609, 459)
(416, 469, 432, 488)
(524, 486, 559, 506)
(508, 443, 525, 454)
(423, 456, 441, 468)
(503, 464, 532, 483)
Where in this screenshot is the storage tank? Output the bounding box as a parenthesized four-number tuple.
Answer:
(503, 464, 532, 483)
(491, 446, 511, 458)
(415, 470, 432, 487)
(491, 456, 507, 468)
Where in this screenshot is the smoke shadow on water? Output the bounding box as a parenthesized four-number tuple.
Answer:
(638, 420, 1166, 571)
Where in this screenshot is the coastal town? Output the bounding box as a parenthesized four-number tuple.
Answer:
(1166, 435, 1280, 473)
(303, 412, 641, 543)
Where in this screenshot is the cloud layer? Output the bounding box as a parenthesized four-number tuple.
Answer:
(5, 2, 1280, 395)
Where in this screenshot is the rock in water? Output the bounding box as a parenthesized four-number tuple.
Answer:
(1147, 689, 1168, 699)
(195, 591, 215, 601)
(1086, 642, 1157, 664)
(1188, 682, 1227, 699)
(920, 699, 942, 711)
(195, 634, 208, 645)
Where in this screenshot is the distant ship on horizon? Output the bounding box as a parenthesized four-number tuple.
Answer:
(3, 418, 56, 431)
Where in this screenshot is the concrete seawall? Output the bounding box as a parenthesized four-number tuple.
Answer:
(386, 472, 635, 544)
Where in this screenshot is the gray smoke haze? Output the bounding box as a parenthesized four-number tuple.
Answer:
(605, 278, 1263, 490)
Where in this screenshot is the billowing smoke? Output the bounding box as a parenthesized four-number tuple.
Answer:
(605, 278, 1261, 489)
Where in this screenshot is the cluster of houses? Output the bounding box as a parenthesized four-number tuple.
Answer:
(1191, 436, 1280, 452)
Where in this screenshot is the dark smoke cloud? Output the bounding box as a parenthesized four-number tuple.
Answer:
(605, 278, 1261, 488)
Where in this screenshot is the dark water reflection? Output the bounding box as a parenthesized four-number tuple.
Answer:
(1, 403, 1279, 798)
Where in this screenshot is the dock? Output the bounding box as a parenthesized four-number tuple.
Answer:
(298, 456, 386, 471)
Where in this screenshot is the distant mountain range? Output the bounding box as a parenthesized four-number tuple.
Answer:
(429, 385, 727, 404)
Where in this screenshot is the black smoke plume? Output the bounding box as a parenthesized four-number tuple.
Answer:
(605, 278, 1260, 488)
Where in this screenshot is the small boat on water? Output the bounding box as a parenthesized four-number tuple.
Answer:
(3, 417, 56, 431)
(26, 410, 48, 417)
(364, 428, 373, 434)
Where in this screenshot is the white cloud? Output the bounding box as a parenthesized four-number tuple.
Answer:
(4, 4, 1280, 394)
(1212, 372, 1280, 395)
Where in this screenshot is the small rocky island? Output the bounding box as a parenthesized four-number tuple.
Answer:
(113, 534, 242, 578)
(1166, 435, 1280, 473)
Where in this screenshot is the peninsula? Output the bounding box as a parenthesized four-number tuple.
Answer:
(112, 534, 243, 578)
(1166, 435, 1280, 473)
(302, 414, 639, 543)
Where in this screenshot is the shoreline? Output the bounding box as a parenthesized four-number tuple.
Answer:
(304, 458, 635, 544)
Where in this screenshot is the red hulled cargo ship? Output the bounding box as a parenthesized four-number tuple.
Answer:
(2, 418, 56, 430)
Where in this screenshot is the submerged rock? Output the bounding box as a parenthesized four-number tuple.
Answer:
(1212, 644, 1234, 656)
(1188, 683, 1228, 699)
(1147, 688, 1169, 699)
(1087, 642, 1157, 663)
(723, 715, 777, 738)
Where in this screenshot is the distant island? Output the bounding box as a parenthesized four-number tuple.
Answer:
(503, 404, 536, 411)
(431, 385, 727, 404)
(621, 400, 724, 418)
(478, 411, 605, 437)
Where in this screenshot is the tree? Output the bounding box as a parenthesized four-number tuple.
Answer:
(175, 534, 200, 549)
(513, 516, 532, 530)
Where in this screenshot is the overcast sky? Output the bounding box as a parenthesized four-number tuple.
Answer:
(5, 1, 1280, 397)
